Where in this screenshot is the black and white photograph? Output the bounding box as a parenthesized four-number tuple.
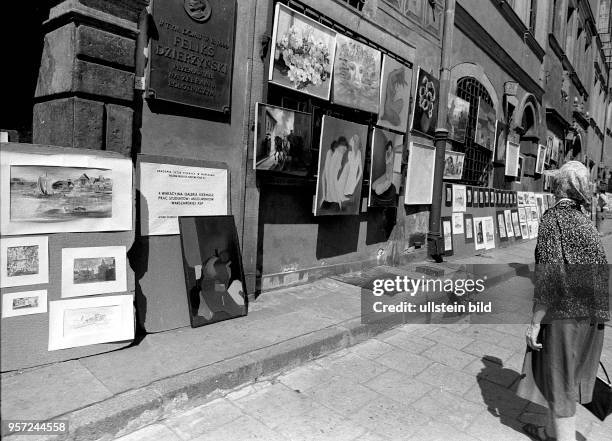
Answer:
(5, 2, 612, 441)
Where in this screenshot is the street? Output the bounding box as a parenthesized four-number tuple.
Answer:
(112, 237, 612, 441)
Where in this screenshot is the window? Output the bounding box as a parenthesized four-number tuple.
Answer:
(551, 0, 558, 36)
(565, 6, 575, 63)
(510, 0, 537, 32)
(339, 0, 367, 11)
(528, 0, 537, 33)
(454, 77, 495, 186)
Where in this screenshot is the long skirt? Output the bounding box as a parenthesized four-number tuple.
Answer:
(516, 319, 604, 417)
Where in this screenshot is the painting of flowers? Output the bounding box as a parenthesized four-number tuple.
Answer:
(269, 3, 336, 100)
(410, 67, 439, 137)
(332, 34, 382, 113)
(377, 55, 411, 131)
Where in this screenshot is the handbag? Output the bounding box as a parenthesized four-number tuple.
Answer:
(582, 362, 612, 421)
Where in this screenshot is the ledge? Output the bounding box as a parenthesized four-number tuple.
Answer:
(548, 34, 589, 99)
(491, 0, 545, 62)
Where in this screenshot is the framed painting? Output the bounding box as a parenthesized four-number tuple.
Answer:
(410, 67, 439, 137)
(452, 212, 464, 235)
(369, 128, 403, 207)
(1, 236, 48, 288)
(404, 142, 436, 205)
(2, 290, 47, 318)
(504, 209, 514, 238)
(269, 3, 336, 100)
(474, 217, 486, 250)
(445, 183, 453, 207)
(377, 55, 412, 132)
(315, 116, 368, 215)
(504, 142, 520, 177)
(535, 144, 546, 174)
(441, 216, 453, 256)
(447, 94, 470, 143)
(443, 150, 465, 180)
(496, 211, 508, 241)
(511, 211, 522, 238)
(178, 215, 248, 328)
(464, 214, 474, 243)
(466, 186, 473, 207)
(61, 246, 127, 298)
(333, 34, 381, 113)
(474, 98, 496, 152)
(516, 154, 525, 183)
(494, 120, 508, 162)
(452, 184, 466, 212)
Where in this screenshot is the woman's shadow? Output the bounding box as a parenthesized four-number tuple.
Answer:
(476, 356, 587, 441)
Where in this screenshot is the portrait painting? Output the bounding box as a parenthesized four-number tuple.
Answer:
(2, 290, 47, 318)
(269, 3, 337, 100)
(333, 34, 381, 113)
(494, 121, 508, 162)
(404, 142, 436, 205)
(254, 103, 312, 176)
(447, 94, 470, 143)
(535, 144, 546, 174)
(61, 246, 127, 298)
(474, 98, 496, 152)
(377, 55, 411, 132)
(48, 295, 134, 351)
(369, 128, 404, 207)
(411, 67, 439, 137)
(1, 236, 48, 288)
(443, 150, 465, 180)
(505, 142, 520, 177)
(315, 116, 368, 215)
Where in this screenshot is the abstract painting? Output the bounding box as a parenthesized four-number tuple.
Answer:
(474, 98, 496, 152)
(505, 142, 520, 177)
(405, 142, 436, 205)
(1, 149, 132, 235)
(369, 128, 404, 207)
(411, 67, 439, 137)
(377, 55, 411, 132)
(61, 246, 127, 298)
(1, 236, 48, 288)
(179, 216, 248, 328)
(447, 94, 470, 143)
(254, 103, 312, 176)
(333, 34, 382, 113)
(315, 116, 368, 215)
(2, 290, 47, 318)
(48, 295, 134, 350)
(443, 150, 465, 180)
(269, 3, 336, 100)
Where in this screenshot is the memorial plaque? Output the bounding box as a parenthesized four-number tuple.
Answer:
(149, 0, 236, 112)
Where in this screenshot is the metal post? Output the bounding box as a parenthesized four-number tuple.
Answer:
(427, 0, 456, 261)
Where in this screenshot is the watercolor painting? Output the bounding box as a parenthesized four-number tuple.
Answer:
(333, 34, 382, 113)
(377, 55, 411, 131)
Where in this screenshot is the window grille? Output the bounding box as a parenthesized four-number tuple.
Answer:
(454, 77, 495, 186)
(338, 0, 366, 11)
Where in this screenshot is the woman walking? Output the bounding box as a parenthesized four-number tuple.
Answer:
(518, 161, 609, 441)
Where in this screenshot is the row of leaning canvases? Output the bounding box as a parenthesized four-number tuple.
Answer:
(440, 183, 555, 255)
(0, 145, 134, 353)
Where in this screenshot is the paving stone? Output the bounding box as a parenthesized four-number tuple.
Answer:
(353, 432, 389, 441)
(407, 421, 481, 441)
(190, 414, 285, 441)
(462, 357, 522, 388)
(465, 409, 530, 441)
(411, 389, 483, 430)
(461, 339, 516, 364)
(421, 342, 480, 369)
(349, 339, 395, 360)
(459, 324, 510, 345)
(275, 405, 366, 441)
(113, 424, 182, 441)
(363, 369, 433, 404)
(374, 349, 432, 376)
(278, 361, 339, 392)
(462, 378, 529, 419)
(304, 376, 381, 417)
(415, 362, 477, 395)
(165, 398, 244, 440)
(381, 331, 437, 354)
(399, 324, 440, 337)
(315, 352, 388, 384)
(424, 328, 475, 349)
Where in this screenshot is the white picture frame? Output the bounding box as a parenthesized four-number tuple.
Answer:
(61, 246, 127, 298)
(404, 142, 436, 205)
(1, 236, 48, 288)
(535, 144, 546, 174)
(504, 141, 520, 177)
(2, 290, 47, 318)
(48, 295, 134, 351)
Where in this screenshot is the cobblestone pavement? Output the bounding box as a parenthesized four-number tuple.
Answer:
(114, 290, 612, 440)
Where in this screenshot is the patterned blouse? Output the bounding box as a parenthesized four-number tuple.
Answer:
(534, 199, 610, 321)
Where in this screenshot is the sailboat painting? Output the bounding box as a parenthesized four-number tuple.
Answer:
(9, 166, 113, 222)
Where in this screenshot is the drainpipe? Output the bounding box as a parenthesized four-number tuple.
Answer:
(427, 0, 456, 261)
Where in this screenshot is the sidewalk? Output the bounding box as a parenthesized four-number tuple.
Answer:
(0, 237, 590, 441)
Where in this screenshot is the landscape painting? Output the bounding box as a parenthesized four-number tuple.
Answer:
(62, 246, 127, 298)
(369, 128, 403, 207)
(73, 257, 116, 285)
(333, 34, 382, 113)
(1, 236, 48, 288)
(254, 103, 312, 176)
(447, 94, 470, 143)
(443, 150, 465, 180)
(377, 55, 411, 132)
(269, 3, 336, 100)
(2, 290, 47, 318)
(411, 68, 439, 137)
(315, 116, 368, 215)
(10, 165, 112, 222)
(474, 98, 496, 152)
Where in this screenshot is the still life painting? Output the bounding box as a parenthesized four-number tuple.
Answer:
(411, 67, 439, 137)
(377, 55, 411, 131)
(333, 34, 381, 113)
(315, 116, 368, 215)
(269, 3, 336, 100)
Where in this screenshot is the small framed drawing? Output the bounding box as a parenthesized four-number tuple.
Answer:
(464, 214, 474, 244)
(466, 186, 473, 207)
(511, 211, 522, 238)
(2, 290, 47, 318)
(484, 188, 490, 206)
(441, 216, 453, 256)
(496, 211, 508, 241)
(1, 236, 49, 288)
(478, 188, 484, 206)
(61, 246, 127, 298)
(48, 294, 134, 351)
(445, 184, 453, 207)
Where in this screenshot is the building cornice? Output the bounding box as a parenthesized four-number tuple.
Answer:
(490, 0, 545, 62)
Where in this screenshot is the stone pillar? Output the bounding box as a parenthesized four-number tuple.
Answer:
(33, 0, 148, 155)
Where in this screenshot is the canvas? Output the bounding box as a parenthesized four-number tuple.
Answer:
(443, 150, 465, 180)
(254, 103, 312, 176)
(377, 55, 411, 131)
(405, 142, 436, 205)
(535, 144, 546, 174)
(315, 116, 368, 215)
(178, 215, 248, 328)
(269, 4, 336, 100)
(447, 94, 470, 143)
(494, 120, 508, 162)
(452, 184, 467, 212)
(411, 67, 439, 137)
(369, 128, 403, 207)
(1, 236, 48, 288)
(333, 34, 381, 113)
(474, 98, 496, 152)
(505, 142, 520, 177)
(61, 246, 127, 298)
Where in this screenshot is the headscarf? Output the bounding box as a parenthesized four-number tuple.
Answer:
(547, 160, 591, 206)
